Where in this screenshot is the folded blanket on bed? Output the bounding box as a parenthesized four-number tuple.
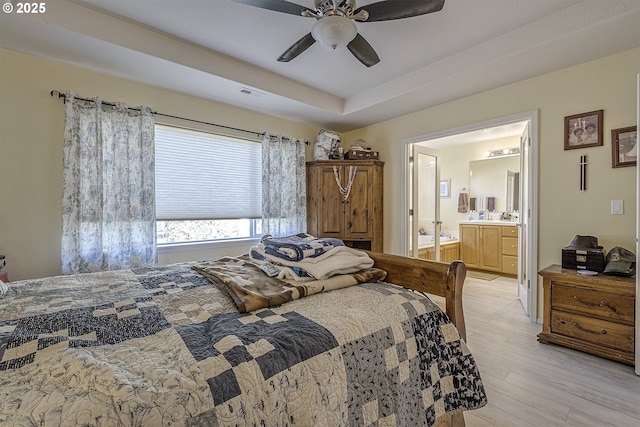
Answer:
(249, 246, 314, 280)
(192, 254, 386, 312)
(262, 233, 345, 262)
(250, 245, 375, 281)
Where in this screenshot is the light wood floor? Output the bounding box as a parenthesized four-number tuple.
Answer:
(459, 275, 640, 427)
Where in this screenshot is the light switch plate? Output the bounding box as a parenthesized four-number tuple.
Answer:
(611, 200, 624, 215)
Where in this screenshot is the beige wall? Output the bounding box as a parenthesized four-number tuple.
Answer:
(413, 137, 521, 237)
(438, 136, 521, 233)
(1, 45, 638, 314)
(343, 47, 639, 318)
(0, 48, 319, 281)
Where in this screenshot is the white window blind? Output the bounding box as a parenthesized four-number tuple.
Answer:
(155, 124, 262, 220)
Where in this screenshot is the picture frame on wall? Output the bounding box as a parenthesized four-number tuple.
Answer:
(564, 109, 603, 150)
(611, 126, 637, 168)
(440, 179, 450, 198)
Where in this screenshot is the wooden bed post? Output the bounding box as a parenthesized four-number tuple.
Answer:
(446, 260, 467, 342)
(364, 251, 468, 342)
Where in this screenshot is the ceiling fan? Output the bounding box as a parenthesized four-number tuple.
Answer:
(232, 0, 445, 67)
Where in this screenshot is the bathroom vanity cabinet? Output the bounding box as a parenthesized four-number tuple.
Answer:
(306, 160, 384, 252)
(459, 222, 518, 275)
(501, 226, 519, 275)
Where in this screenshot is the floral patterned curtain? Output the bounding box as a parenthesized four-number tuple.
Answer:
(261, 134, 307, 237)
(61, 92, 156, 274)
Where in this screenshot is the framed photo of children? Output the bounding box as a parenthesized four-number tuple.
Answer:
(611, 126, 637, 168)
(564, 110, 603, 150)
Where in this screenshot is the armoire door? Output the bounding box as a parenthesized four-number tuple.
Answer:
(318, 165, 345, 238)
(307, 160, 384, 252)
(344, 166, 373, 240)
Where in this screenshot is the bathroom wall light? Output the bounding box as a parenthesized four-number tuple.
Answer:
(485, 147, 520, 158)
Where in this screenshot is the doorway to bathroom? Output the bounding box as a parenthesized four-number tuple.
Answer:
(402, 111, 538, 321)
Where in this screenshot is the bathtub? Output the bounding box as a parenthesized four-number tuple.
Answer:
(418, 235, 457, 248)
(413, 235, 460, 262)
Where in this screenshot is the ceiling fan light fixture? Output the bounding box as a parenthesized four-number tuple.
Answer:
(311, 16, 357, 50)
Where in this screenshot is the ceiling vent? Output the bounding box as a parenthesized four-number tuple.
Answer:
(239, 87, 264, 97)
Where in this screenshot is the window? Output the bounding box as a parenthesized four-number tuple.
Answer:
(155, 124, 262, 244)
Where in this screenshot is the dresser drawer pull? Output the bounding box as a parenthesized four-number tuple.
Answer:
(573, 322, 607, 335)
(572, 296, 617, 312)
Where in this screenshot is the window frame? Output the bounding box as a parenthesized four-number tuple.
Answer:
(154, 123, 263, 249)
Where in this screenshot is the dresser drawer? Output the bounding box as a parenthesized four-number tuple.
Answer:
(552, 284, 635, 324)
(502, 255, 518, 275)
(502, 236, 518, 256)
(551, 311, 634, 352)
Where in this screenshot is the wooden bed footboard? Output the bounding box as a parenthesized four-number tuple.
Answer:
(366, 251, 468, 427)
(365, 251, 467, 342)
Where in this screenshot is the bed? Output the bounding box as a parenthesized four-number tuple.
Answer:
(0, 249, 486, 426)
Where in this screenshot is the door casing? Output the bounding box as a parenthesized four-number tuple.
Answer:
(401, 110, 539, 323)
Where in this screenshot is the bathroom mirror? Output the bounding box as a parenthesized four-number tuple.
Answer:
(469, 156, 520, 213)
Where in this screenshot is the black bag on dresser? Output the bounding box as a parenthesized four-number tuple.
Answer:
(561, 235, 606, 272)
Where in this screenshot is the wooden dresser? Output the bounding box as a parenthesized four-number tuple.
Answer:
(538, 265, 635, 365)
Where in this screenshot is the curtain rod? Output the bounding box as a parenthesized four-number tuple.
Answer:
(50, 90, 308, 144)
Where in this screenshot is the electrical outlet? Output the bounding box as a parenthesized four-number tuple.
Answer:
(611, 200, 624, 215)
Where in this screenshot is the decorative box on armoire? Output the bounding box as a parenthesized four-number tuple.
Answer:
(306, 160, 383, 252)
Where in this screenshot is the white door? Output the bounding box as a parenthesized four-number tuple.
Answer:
(518, 123, 530, 314)
(635, 73, 639, 375)
(409, 145, 441, 260)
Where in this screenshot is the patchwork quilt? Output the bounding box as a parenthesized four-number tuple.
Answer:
(0, 262, 486, 426)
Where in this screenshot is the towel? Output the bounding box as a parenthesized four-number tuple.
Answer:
(458, 192, 469, 213)
(487, 197, 495, 212)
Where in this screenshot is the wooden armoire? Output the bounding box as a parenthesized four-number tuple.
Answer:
(306, 160, 383, 252)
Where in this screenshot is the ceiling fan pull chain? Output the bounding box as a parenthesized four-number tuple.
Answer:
(333, 165, 357, 202)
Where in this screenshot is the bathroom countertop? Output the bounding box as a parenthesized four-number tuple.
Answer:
(457, 220, 518, 225)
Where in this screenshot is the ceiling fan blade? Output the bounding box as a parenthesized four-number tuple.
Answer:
(278, 33, 316, 62)
(231, 0, 308, 16)
(355, 0, 445, 22)
(347, 34, 380, 67)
